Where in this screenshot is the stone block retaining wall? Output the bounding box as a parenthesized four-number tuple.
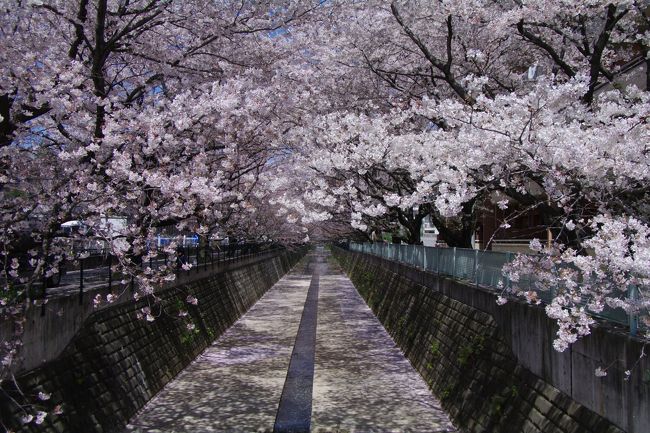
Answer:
(0, 248, 306, 433)
(332, 248, 637, 433)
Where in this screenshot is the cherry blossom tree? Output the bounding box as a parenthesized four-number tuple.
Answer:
(0, 0, 322, 294)
(1, 2, 649, 427)
(1, 1, 327, 425)
(284, 0, 650, 350)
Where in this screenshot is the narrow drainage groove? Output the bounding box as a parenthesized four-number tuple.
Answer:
(273, 271, 320, 433)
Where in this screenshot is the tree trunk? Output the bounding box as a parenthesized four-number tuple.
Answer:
(429, 199, 476, 248)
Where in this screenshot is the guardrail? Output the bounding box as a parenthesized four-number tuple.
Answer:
(346, 242, 644, 336)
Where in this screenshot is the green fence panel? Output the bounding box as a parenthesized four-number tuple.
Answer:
(347, 242, 643, 334)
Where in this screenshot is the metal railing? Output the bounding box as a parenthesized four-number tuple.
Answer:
(3, 243, 285, 307)
(347, 242, 645, 335)
(70, 243, 283, 301)
(351, 242, 514, 288)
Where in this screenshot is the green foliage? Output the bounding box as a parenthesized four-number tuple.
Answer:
(457, 345, 472, 366)
(457, 334, 486, 366)
(172, 298, 184, 311)
(356, 270, 374, 290)
(180, 323, 201, 345)
(488, 394, 507, 417)
(4, 188, 26, 198)
(429, 340, 441, 357)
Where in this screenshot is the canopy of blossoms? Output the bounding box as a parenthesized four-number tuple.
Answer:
(1, 1, 649, 422)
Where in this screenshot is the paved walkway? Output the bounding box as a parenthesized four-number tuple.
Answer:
(125, 247, 455, 433)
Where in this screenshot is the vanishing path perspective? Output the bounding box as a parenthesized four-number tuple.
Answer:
(125, 246, 456, 432)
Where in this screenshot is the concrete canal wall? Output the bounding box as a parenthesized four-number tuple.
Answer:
(333, 247, 647, 433)
(0, 248, 307, 433)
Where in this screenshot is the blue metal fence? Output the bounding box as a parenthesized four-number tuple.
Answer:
(349, 242, 644, 335)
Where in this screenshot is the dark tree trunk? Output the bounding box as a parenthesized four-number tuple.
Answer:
(396, 207, 427, 245)
(0, 94, 15, 146)
(429, 199, 476, 248)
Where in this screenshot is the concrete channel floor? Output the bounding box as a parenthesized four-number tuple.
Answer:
(125, 248, 455, 433)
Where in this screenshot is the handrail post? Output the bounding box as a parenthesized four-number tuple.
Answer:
(79, 256, 84, 305)
(505, 252, 513, 289)
(452, 247, 457, 278)
(107, 254, 112, 291)
(628, 285, 639, 336)
(40, 257, 48, 316)
(474, 249, 479, 286)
